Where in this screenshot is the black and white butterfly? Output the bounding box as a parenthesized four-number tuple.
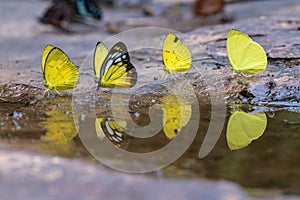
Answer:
(94, 42, 137, 89)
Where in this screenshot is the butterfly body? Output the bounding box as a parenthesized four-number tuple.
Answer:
(94, 42, 137, 89)
(227, 29, 267, 74)
(163, 33, 192, 73)
(42, 45, 79, 92)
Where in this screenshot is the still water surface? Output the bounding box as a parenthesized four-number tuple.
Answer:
(0, 94, 299, 194)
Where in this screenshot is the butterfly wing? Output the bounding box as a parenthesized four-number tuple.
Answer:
(44, 47, 79, 90)
(227, 29, 267, 74)
(42, 44, 55, 73)
(180, 101, 192, 128)
(95, 118, 126, 147)
(163, 33, 192, 73)
(98, 42, 137, 89)
(226, 110, 267, 150)
(162, 94, 191, 139)
(94, 42, 109, 82)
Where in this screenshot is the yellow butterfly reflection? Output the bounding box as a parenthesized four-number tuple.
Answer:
(227, 29, 267, 74)
(42, 45, 79, 92)
(226, 110, 267, 150)
(93, 42, 137, 89)
(162, 33, 192, 73)
(161, 94, 192, 139)
(95, 118, 127, 147)
(41, 102, 77, 144)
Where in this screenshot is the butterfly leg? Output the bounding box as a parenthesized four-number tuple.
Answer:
(43, 89, 61, 98)
(52, 89, 61, 96)
(43, 89, 51, 98)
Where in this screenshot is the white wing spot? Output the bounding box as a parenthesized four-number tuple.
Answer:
(115, 131, 122, 137)
(105, 122, 114, 135)
(106, 60, 113, 70)
(115, 57, 121, 62)
(112, 52, 121, 58)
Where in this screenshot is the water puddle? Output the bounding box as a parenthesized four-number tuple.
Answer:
(0, 82, 299, 194)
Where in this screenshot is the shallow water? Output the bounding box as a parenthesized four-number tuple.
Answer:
(0, 90, 299, 195)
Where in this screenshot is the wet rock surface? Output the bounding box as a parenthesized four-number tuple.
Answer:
(0, 1, 299, 107)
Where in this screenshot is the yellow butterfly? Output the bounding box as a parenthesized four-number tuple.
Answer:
(226, 110, 267, 150)
(162, 33, 192, 73)
(42, 44, 79, 91)
(227, 29, 267, 74)
(95, 118, 127, 147)
(94, 42, 137, 89)
(161, 94, 192, 139)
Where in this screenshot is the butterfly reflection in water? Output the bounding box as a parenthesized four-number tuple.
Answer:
(226, 110, 267, 150)
(95, 97, 192, 145)
(95, 118, 128, 148)
(161, 94, 192, 140)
